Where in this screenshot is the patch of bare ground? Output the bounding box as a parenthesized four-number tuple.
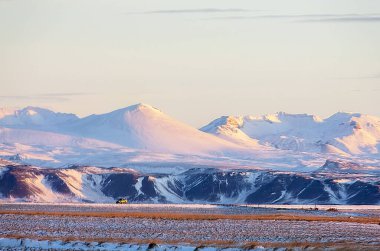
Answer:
(0, 210, 379, 225)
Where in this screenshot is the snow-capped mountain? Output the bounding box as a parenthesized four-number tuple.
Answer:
(200, 116, 262, 148)
(58, 103, 244, 155)
(0, 106, 78, 128)
(0, 104, 380, 204)
(3, 104, 379, 157)
(202, 112, 380, 156)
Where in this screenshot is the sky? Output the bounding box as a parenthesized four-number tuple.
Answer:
(0, 0, 379, 127)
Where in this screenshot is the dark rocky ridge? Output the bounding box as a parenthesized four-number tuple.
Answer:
(0, 162, 379, 204)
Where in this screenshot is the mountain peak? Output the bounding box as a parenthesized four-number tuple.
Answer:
(201, 116, 243, 133)
(0, 106, 78, 127)
(316, 159, 363, 174)
(274, 112, 323, 123)
(20, 106, 56, 116)
(107, 103, 163, 118)
(59, 103, 240, 154)
(244, 112, 323, 124)
(129, 103, 160, 112)
(327, 112, 362, 121)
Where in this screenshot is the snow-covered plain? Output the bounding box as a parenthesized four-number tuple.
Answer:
(1, 203, 380, 222)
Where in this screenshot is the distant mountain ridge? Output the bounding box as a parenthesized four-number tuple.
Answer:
(0, 104, 245, 155)
(1, 104, 380, 157)
(1, 162, 379, 204)
(56, 103, 243, 155)
(0, 104, 380, 204)
(0, 106, 78, 128)
(202, 111, 380, 156)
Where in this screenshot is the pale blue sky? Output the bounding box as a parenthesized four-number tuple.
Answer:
(0, 0, 379, 126)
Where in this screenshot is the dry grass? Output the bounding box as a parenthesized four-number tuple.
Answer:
(0, 210, 379, 225)
(327, 207, 339, 212)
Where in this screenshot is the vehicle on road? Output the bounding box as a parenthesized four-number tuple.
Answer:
(116, 198, 128, 204)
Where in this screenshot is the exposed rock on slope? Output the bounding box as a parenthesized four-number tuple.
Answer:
(1, 164, 379, 204)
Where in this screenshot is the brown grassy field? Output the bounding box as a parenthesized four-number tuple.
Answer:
(1, 207, 380, 250)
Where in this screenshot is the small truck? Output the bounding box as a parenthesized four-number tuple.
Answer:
(116, 198, 128, 204)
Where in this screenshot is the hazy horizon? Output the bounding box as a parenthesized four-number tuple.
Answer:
(1, 0, 379, 127)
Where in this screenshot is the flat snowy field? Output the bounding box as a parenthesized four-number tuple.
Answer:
(0, 203, 380, 250)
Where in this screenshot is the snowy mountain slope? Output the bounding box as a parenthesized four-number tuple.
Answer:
(0, 126, 133, 167)
(0, 104, 379, 174)
(0, 106, 78, 128)
(0, 126, 123, 149)
(2, 104, 378, 157)
(324, 113, 380, 155)
(58, 103, 246, 155)
(202, 112, 380, 156)
(200, 116, 263, 148)
(0, 123, 331, 172)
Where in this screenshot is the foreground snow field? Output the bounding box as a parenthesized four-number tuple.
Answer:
(0, 203, 380, 250)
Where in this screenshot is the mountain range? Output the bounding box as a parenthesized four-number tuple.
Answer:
(0, 104, 379, 204)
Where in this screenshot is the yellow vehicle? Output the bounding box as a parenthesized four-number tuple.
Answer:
(116, 198, 128, 204)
